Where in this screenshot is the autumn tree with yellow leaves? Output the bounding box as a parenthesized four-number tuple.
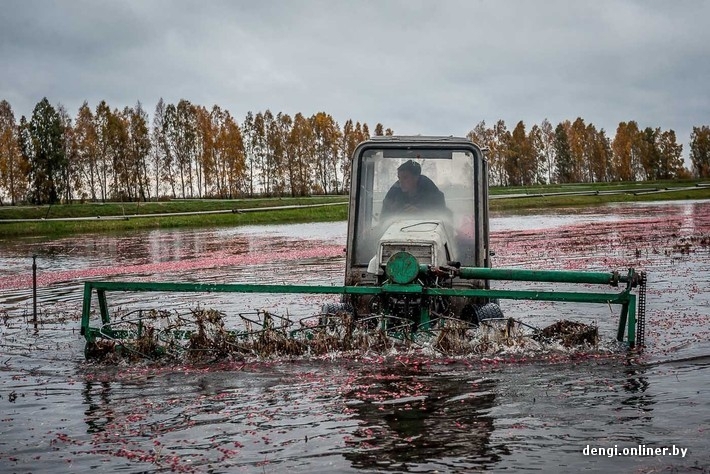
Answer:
(690, 126, 710, 178)
(0, 97, 705, 203)
(0, 100, 29, 204)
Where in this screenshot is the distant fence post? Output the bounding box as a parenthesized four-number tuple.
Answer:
(32, 255, 37, 326)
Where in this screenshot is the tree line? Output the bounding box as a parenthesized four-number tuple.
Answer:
(0, 98, 382, 205)
(1, 97, 709, 205)
(469, 119, 710, 187)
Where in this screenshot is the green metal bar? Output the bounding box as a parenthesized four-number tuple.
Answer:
(616, 268, 637, 342)
(84, 280, 381, 295)
(85, 282, 631, 303)
(85, 327, 101, 341)
(82, 282, 633, 324)
(81, 282, 93, 339)
(426, 266, 625, 286)
(97, 289, 109, 325)
(617, 302, 629, 342)
(381, 283, 423, 294)
(423, 287, 631, 304)
(627, 294, 637, 347)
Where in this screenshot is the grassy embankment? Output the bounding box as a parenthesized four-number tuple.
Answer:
(1, 180, 708, 237)
(0, 196, 349, 237)
(489, 179, 710, 211)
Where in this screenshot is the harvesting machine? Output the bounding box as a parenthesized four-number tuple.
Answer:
(80, 136, 647, 359)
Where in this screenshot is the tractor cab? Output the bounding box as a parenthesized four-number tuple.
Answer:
(344, 136, 495, 320)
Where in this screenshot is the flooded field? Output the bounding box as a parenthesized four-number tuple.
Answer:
(1, 200, 709, 473)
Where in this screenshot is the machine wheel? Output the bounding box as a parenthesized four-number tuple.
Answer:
(319, 303, 354, 328)
(475, 302, 504, 322)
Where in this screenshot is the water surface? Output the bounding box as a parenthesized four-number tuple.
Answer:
(1, 200, 709, 472)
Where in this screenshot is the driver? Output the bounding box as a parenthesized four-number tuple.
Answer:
(381, 159, 446, 218)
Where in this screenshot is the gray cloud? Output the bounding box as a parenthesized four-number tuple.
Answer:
(1, 0, 708, 155)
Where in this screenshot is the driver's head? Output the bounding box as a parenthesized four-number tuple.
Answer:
(397, 160, 421, 194)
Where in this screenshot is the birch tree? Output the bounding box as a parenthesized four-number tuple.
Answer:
(152, 99, 173, 199)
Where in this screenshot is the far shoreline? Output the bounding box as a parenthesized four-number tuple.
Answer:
(1, 182, 709, 238)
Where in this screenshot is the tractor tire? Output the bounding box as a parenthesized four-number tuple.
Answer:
(321, 302, 354, 316)
(475, 302, 504, 322)
(319, 302, 355, 328)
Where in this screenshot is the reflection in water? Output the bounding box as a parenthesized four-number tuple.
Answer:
(621, 365, 653, 415)
(83, 380, 114, 434)
(343, 364, 506, 471)
(75, 359, 662, 473)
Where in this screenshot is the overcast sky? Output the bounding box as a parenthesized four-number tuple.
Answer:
(2, 0, 709, 153)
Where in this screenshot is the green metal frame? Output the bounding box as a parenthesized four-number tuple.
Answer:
(80, 266, 644, 350)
